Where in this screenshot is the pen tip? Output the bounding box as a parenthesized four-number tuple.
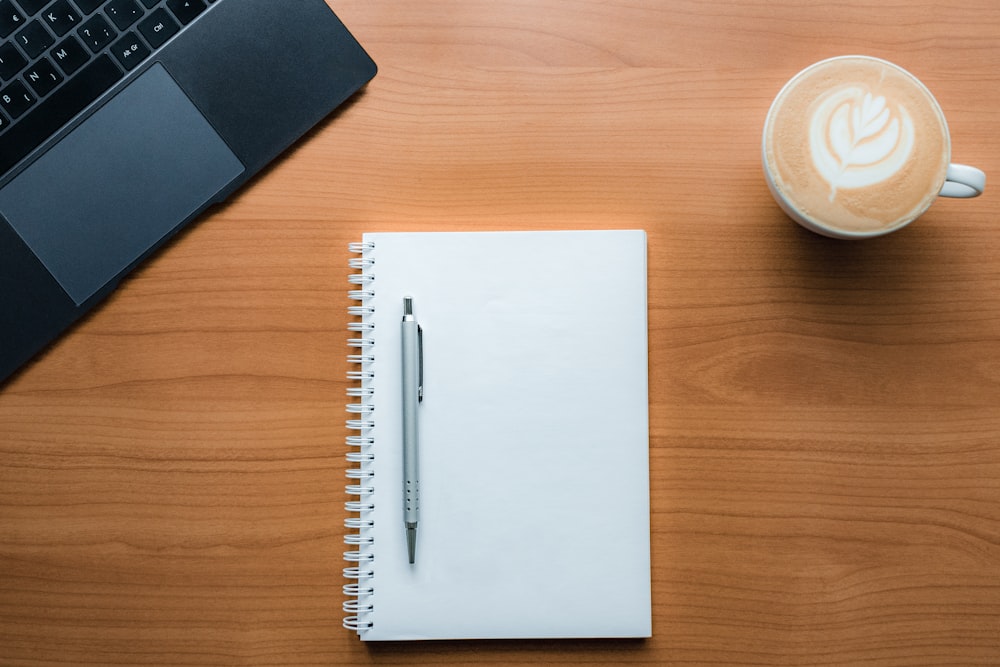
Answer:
(403, 296, 413, 316)
(406, 524, 417, 564)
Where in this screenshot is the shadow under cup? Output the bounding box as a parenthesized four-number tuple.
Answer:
(762, 55, 983, 240)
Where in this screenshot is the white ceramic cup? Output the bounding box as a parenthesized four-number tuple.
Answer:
(762, 56, 986, 240)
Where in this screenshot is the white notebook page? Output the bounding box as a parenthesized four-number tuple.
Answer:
(351, 230, 650, 640)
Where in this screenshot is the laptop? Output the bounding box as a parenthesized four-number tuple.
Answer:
(0, 0, 376, 382)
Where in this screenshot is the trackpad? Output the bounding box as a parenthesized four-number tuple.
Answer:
(0, 64, 245, 305)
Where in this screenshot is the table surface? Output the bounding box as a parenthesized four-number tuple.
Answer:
(3, 1, 1000, 664)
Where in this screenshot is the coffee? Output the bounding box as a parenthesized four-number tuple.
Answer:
(763, 56, 950, 235)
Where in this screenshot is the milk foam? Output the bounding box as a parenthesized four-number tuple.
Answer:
(809, 87, 914, 201)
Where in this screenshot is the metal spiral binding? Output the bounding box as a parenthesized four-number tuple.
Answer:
(344, 241, 375, 634)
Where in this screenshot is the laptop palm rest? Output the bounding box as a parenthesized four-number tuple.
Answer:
(0, 64, 245, 306)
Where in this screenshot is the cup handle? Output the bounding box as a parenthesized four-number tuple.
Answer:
(940, 163, 986, 198)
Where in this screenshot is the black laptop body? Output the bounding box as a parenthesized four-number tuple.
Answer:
(0, 0, 376, 381)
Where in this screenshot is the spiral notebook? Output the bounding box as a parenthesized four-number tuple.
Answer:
(343, 230, 651, 640)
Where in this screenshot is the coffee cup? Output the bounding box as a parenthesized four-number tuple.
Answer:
(762, 55, 986, 239)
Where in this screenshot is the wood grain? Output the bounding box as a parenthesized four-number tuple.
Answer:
(2, 0, 1000, 664)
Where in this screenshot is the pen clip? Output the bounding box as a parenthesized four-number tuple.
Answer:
(417, 325, 424, 402)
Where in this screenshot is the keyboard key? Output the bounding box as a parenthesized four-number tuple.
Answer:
(72, 0, 104, 12)
(0, 54, 122, 175)
(50, 34, 88, 74)
(0, 110, 8, 132)
(0, 0, 25, 39)
(0, 41, 27, 80)
(166, 0, 204, 25)
(13, 0, 48, 15)
(110, 30, 148, 70)
(41, 0, 80, 36)
(0, 79, 34, 118)
(78, 13, 115, 52)
(105, 0, 143, 31)
(23, 56, 62, 96)
(138, 7, 177, 49)
(14, 19, 54, 59)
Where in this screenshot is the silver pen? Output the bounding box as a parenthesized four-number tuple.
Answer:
(401, 296, 423, 564)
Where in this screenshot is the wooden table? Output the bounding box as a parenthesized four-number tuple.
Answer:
(2, 1, 999, 664)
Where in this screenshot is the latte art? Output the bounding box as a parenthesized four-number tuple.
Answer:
(810, 89, 914, 200)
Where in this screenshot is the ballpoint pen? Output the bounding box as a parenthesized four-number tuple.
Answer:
(401, 296, 423, 564)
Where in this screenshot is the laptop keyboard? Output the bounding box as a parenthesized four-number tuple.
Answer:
(0, 0, 217, 175)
